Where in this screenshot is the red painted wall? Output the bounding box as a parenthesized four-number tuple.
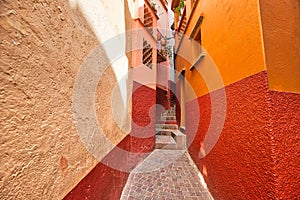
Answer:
(270, 91, 300, 199)
(176, 79, 181, 127)
(130, 81, 156, 166)
(156, 86, 168, 121)
(169, 80, 177, 107)
(64, 137, 130, 200)
(187, 71, 276, 199)
(64, 82, 156, 200)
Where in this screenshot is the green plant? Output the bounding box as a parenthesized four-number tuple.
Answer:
(174, 0, 185, 15)
(167, 45, 173, 59)
(160, 45, 173, 59)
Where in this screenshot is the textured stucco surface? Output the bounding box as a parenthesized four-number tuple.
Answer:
(174, 0, 300, 199)
(187, 71, 300, 199)
(96, 66, 130, 146)
(176, 0, 266, 96)
(0, 1, 98, 199)
(156, 86, 168, 121)
(64, 82, 157, 199)
(131, 81, 155, 155)
(175, 79, 181, 127)
(259, 0, 300, 93)
(187, 72, 276, 199)
(270, 91, 300, 199)
(0, 0, 130, 199)
(64, 137, 130, 200)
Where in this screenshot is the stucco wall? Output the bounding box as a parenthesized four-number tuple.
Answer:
(0, 0, 132, 199)
(176, 0, 266, 96)
(259, 1, 300, 198)
(269, 91, 300, 199)
(259, 0, 300, 93)
(187, 71, 276, 199)
(175, 0, 300, 199)
(156, 86, 168, 121)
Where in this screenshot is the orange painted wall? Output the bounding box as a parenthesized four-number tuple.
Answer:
(176, 0, 266, 98)
(259, 0, 300, 93)
(173, 0, 300, 199)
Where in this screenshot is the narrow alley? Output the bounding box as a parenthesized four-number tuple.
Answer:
(121, 150, 213, 200)
(1, 0, 299, 199)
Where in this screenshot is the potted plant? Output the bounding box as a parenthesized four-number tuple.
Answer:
(174, 0, 185, 16)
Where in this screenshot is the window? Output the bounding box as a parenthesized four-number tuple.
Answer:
(190, 29, 205, 70)
(194, 29, 202, 55)
(143, 39, 153, 69)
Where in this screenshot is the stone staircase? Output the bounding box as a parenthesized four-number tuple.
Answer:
(155, 107, 186, 150)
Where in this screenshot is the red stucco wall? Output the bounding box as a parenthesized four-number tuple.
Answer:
(270, 91, 300, 199)
(64, 81, 156, 199)
(130, 81, 156, 166)
(176, 79, 181, 127)
(187, 71, 276, 199)
(156, 86, 168, 121)
(64, 137, 130, 200)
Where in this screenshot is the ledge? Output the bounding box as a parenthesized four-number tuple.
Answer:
(135, 18, 157, 43)
(189, 50, 206, 70)
(175, 0, 201, 55)
(177, 67, 186, 78)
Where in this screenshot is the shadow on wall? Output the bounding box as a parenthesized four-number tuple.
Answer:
(65, 0, 136, 199)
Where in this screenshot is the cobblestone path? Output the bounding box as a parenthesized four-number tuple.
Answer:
(121, 149, 213, 200)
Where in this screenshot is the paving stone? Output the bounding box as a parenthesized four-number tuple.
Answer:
(121, 150, 213, 200)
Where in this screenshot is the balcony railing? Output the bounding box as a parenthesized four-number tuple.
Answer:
(158, 0, 168, 9)
(177, 6, 187, 42)
(157, 30, 168, 63)
(144, 4, 154, 34)
(143, 39, 153, 68)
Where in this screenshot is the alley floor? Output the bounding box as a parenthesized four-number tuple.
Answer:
(121, 150, 213, 200)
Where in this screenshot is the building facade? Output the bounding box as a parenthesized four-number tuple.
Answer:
(0, 0, 171, 199)
(172, 0, 300, 199)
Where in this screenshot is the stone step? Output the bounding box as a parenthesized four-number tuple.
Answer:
(155, 135, 177, 150)
(163, 114, 175, 118)
(158, 120, 177, 124)
(161, 116, 176, 120)
(172, 130, 186, 150)
(163, 110, 176, 116)
(155, 130, 186, 150)
(156, 129, 173, 136)
(156, 124, 178, 130)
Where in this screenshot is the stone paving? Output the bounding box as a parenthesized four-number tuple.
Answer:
(121, 150, 213, 200)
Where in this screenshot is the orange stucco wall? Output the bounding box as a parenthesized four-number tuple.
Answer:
(174, 0, 300, 199)
(259, 0, 300, 93)
(176, 0, 266, 98)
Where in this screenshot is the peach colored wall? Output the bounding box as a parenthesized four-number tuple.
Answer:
(0, 2, 97, 198)
(132, 1, 158, 89)
(0, 0, 132, 199)
(157, 62, 170, 90)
